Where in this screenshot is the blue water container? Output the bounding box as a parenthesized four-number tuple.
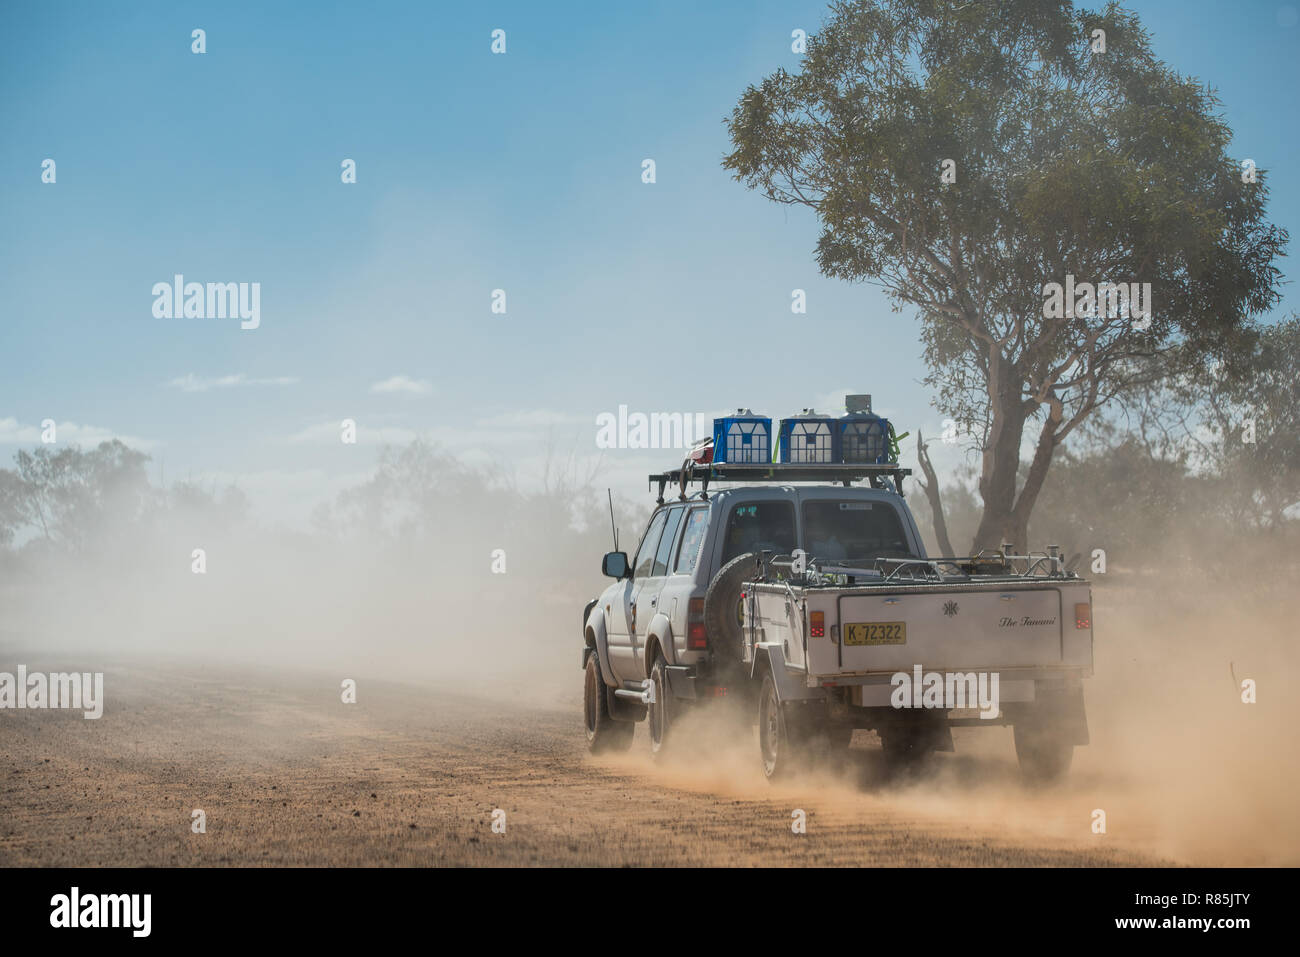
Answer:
(778, 412, 837, 464)
(712, 411, 772, 464)
(839, 413, 891, 464)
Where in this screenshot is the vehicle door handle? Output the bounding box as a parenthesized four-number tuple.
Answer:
(649, 597, 657, 606)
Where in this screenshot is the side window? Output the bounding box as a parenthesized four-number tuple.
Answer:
(652, 507, 686, 577)
(674, 507, 709, 574)
(632, 510, 669, 578)
(721, 501, 796, 564)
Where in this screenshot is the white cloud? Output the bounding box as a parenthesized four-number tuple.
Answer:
(285, 409, 598, 450)
(287, 421, 420, 445)
(370, 375, 433, 396)
(475, 408, 586, 428)
(0, 417, 160, 450)
(167, 373, 299, 393)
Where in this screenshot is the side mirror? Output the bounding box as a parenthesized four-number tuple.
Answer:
(602, 551, 629, 578)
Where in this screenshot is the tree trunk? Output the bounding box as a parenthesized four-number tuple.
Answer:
(915, 429, 956, 556)
(972, 358, 1028, 552)
(1008, 399, 1064, 550)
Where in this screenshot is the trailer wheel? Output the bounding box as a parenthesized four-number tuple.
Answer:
(758, 671, 805, 780)
(1013, 723, 1073, 784)
(879, 723, 942, 770)
(584, 654, 634, 754)
(877, 732, 916, 767)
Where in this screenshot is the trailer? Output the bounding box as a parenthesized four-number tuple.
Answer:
(582, 425, 1092, 784)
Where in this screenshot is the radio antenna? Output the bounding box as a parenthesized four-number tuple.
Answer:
(607, 488, 618, 552)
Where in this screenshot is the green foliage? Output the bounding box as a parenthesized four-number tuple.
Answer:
(724, 0, 1288, 545)
(4, 440, 152, 554)
(1029, 437, 1202, 554)
(1222, 318, 1300, 524)
(1106, 315, 1300, 528)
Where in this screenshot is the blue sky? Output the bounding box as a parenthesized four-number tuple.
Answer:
(2, 0, 1297, 521)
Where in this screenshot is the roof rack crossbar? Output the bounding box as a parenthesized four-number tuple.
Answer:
(648, 463, 911, 503)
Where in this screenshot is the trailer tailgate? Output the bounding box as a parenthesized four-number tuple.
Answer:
(813, 584, 1071, 674)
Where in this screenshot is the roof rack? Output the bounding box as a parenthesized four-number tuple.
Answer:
(647, 462, 911, 504)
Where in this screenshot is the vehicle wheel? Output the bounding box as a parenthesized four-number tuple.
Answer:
(758, 671, 804, 780)
(821, 725, 857, 756)
(1013, 723, 1073, 784)
(648, 654, 674, 757)
(704, 552, 758, 662)
(584, 653, 634, 753)
(880, 731, 928, 769)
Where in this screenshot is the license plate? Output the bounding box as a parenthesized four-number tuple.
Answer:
(844, 621, 906, 645)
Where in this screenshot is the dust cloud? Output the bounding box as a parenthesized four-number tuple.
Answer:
(2, 440, 1296, 865)
(0, 441, 644, 706)
(591, 570, 1300, 866)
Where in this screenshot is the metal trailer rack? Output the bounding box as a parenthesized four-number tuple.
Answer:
(756, 542, 1080, 588)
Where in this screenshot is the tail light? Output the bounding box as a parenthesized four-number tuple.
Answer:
(810, 610, 825, 638)
(687, 597, 707, 649)
(1075, 603, 1091, 629)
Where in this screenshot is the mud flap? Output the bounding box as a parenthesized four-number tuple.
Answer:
(665, 665, 697, 699)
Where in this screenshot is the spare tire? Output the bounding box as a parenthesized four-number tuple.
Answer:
(704, 552, 760, 661)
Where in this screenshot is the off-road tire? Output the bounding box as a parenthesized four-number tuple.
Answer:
(584, 653, 634, 753)
(758, 671, 808, 780)
(880, 731, 930, 770)
(704, 552, 759, 662)
(1013, 723, 1073, 784)
(647, 653, 675, 757)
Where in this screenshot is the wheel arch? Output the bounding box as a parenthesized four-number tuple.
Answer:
(642, 614, 674, 677)
(752, 644, 822, 704)
(584, 610, 619, 688)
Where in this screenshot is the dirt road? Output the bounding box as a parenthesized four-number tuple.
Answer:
(0, 651, 1186, 867)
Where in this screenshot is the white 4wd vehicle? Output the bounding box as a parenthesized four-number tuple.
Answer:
(581, 462, 1092, 783)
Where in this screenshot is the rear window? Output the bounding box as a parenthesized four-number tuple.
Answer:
(721, 501, 796, 564)
(801, 500, 914, 563)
